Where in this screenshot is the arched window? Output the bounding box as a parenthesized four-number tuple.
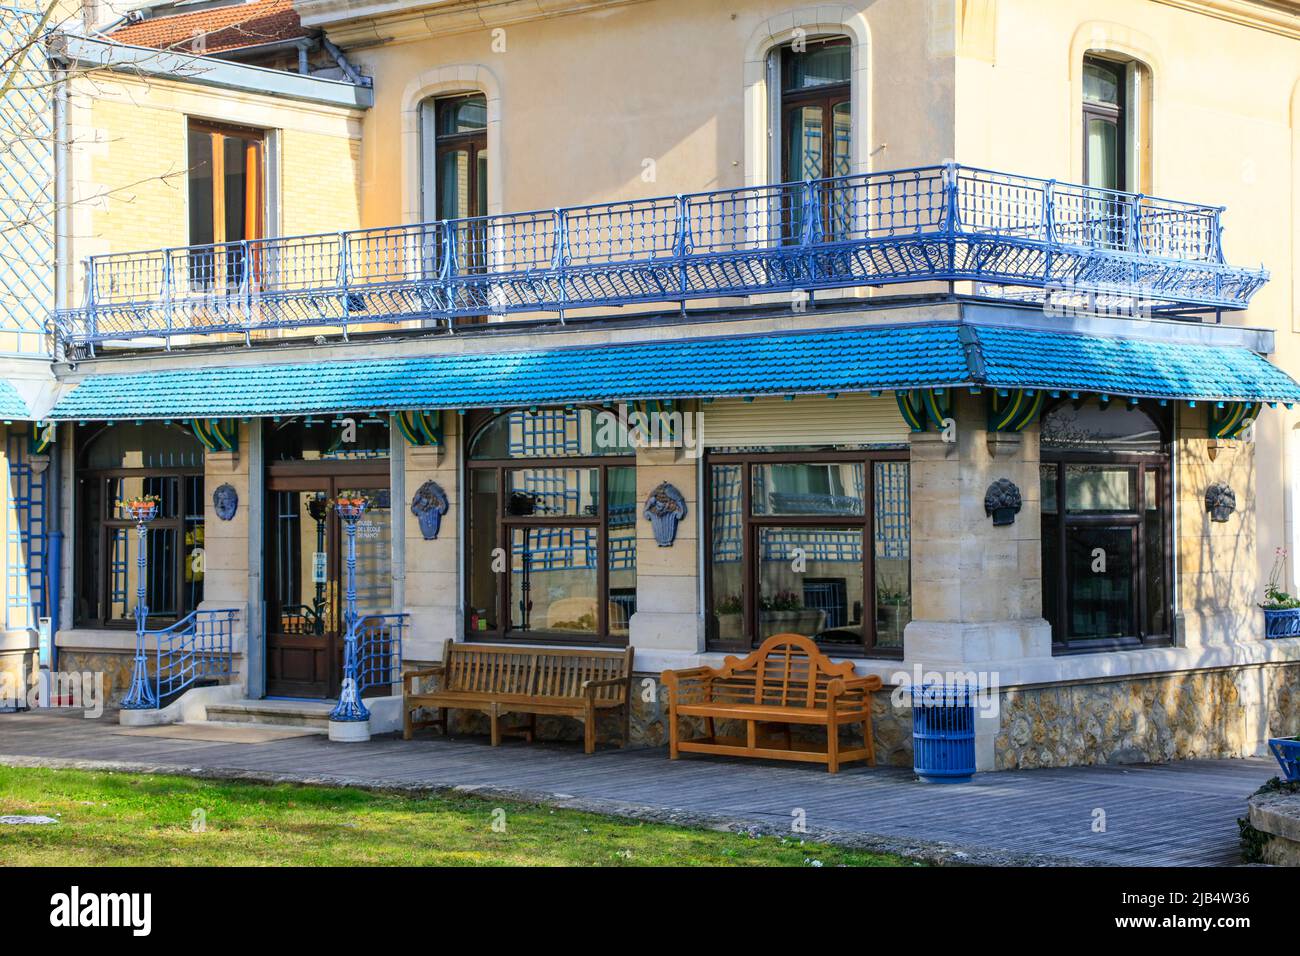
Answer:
(1040, 400, 1172, 651)
(1081, 53, 1151, 193)
(74, 422, 206, 627)
(465, 408, 636, 644)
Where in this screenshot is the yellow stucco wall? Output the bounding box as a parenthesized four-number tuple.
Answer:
(65, 71, 365, 300)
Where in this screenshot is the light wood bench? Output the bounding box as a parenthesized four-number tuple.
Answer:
(403, 639, 634, 754)
(661, 633, 882, 773)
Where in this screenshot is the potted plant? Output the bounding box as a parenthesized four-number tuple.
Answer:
(760, 590, 824, 635)
(713, 593, 743, 642)
(1260, 548, 1300, 639)
(119, 493, 161, 522)
(876, 585, 911, 639)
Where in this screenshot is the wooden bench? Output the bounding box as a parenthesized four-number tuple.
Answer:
(403, 640, 634, 754)
(661, 634, 882, 773)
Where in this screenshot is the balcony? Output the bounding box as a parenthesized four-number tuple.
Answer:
(51, 163, 1269, 355)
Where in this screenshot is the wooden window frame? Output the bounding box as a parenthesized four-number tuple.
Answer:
(704, 448, 910, 659)
(1081, 56, 1128, 192)
(74, 467, 205, 630)
(464, 411, 635, 648)
(187, 119, 266, 246)
(1040, 401, 1175, 654)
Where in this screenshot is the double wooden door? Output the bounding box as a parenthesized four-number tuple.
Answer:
(265, 471, 391, 698)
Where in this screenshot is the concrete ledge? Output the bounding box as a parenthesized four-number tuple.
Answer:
(117, 683, 243, 727)
(1248, 788, 1300, 866)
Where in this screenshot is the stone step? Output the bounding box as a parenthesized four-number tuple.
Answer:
(203, 699, 335, 730)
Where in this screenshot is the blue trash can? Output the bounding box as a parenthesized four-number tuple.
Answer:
(911, 683, 977, 784)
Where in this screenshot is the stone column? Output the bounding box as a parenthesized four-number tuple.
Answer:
(402, 414, 461, 663)
(629, 444, 701, 660)
(903, 391, 1051, 770)
(202, 427, 250, 692)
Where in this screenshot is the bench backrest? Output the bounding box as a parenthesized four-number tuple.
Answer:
(713, 633, 857, 710)
(441, 641, 633, 702)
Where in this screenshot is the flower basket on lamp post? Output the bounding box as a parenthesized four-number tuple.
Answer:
(119, 494, 162, 709)
(329, 492, 372, 739)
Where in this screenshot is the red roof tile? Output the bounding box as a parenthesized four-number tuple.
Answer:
(108, 0, 309, 55)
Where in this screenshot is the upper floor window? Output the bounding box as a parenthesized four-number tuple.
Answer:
(1082, 56, 1127, 191)
(780, 37, 851, 185)
(420, 93, 488, 222)
(187, 121, 265, 291)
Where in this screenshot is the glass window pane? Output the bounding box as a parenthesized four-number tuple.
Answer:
(506, 467, 598, 518)
(77, 478, 103, 624)
(709, 464, 745, 643)
(1086, 116, 1120, 190)
(476, 146, 488, 217)
(188, 128, 214, 246)
(787, 105, 825, 181)
(351, 487, 392, 616)
(1083, 60, 1122, 106)
(80, 422, 204, 471)
(831, 100, 852, 179)
(607, 466, 636, 638)
(270, 490, 331, 636)
(108, 525, 180, 625)
(183, 475, 205, 613)
(1065, 465, 1135, 513)
(783, 40, 850, 90)
(1042, 403, 1165, 453)
(1065, 526, 1135, 641)
(757, 526, 863, 649)
(438, 148, 471, 220)
(510, 526, 598, 634)
(265, 414, 391, 462)
(467, 470, 499, 633)
(437, 95, 487, 135)
(1040, 464, 1058, 514)
(1144, 468, 1168, 635)
(751, 461, 864, 516)
(873, 461, 910, 649)
(469, 409, 634, 459)
(223, 135, 249, 242)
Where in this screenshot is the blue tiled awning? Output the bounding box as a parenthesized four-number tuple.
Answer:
(47, 322, 1300, 420)
(0, 379, 32, 419)
(972, 325, 1300, 404)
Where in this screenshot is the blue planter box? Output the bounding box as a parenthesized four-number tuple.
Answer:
(1269, 737, 1300, 783)
(1263, 607, 1300, 639)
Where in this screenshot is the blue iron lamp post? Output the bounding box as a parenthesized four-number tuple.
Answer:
(329, 493, 370, 729)
(120, 495, 160, 709)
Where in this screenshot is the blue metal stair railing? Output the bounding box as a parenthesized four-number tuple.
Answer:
(53, 163, 1270, 352)
(120, 608, 240, 709)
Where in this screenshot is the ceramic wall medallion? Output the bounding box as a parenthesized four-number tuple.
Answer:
(411, 480, 450, 540)
(984, 478, 1022, 526)
(212, 483, 239, 521)
(1205, 482, 1236, 523)
(644, 482, 687, 547)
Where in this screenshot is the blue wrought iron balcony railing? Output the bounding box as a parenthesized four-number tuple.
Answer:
(53, 163, 1269, 354)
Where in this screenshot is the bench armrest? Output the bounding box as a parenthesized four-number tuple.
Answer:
(661, 666, 716, 706)
(404, 665, 444, 696)
(827, 675, 884, 698)
(581, 676, 630, 696)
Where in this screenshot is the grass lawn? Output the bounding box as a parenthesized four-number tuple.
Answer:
(0, 766, 918, 867)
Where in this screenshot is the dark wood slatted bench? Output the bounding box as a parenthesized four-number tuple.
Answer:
(403, 639, 634, 753)
(661, 633, 882, 773)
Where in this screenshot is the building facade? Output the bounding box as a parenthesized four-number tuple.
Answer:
(4, 0, 1300, 770)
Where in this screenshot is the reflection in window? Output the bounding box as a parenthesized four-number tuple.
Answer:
(707, 450, 909, 656)
(466, 410, 635, 644)
(1040, 400, 1171, 651)
(265, 414, 391, 461)
(75, 424, 205, 627)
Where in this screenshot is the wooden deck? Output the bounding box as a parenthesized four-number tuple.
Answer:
(0, 709, 1277, 866)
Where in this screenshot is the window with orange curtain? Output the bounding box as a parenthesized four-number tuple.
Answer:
(187, 120, 265, 291)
